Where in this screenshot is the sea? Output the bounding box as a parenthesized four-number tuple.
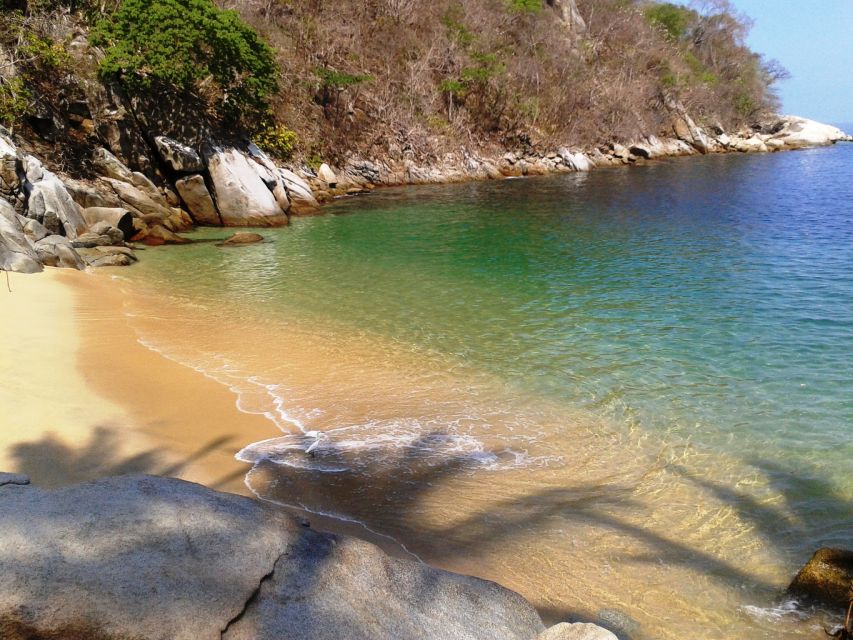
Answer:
(113, 141, 853, 639)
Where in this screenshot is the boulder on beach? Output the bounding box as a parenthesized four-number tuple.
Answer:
(788, 547, 853, 609)
(0, 474, 578, 640)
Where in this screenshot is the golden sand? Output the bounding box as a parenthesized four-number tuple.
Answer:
(0, 268, 276, 493)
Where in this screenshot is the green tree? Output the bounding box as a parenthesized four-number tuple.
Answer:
(91, 0, 278, 123)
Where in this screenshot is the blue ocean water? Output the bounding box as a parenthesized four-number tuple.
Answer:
(125, 143, 853, 639)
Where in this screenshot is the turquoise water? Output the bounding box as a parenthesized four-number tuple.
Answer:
(123, 145, 853, 638)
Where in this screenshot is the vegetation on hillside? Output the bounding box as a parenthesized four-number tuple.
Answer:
(0, 0, 788, 166)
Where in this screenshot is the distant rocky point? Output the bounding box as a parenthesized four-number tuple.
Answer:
(1, 115, 850, 275)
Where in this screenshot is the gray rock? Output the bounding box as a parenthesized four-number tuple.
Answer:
(93, 147, 135, 182)
(155, 136, 204, 173)
(25, 164, 88, 239)
(0, 200, 42, 273)
(0, 472, 30, 487)
(317, 163, 337, 185)
(788, 547, 853, 609)
(64, 178, 121, 209)
(82, 207, 135, 240)
(175, 174, 221, 225)
(33, 235, 86, 270)
(72, 231, 112, 248)
(535, 623, 618, 640)
(279, 167, 320, 214)
(205, 146, 288, 226)
(17, 215, 50, 242)
(102, 177, 172, 219)
(0, 475, 547, 640)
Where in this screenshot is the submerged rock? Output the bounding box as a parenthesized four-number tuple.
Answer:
(0, 474, 549, 640)
(788, 548, 853, 609)
(535, 623, 617, 640)
(222, 232, 264, 246)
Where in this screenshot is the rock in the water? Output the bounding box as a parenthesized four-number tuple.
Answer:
(143, 224, 191, 246)
(33, 235, 86, 269)
(155, 136, 204, 173)
(175, 174, 221, 225)
(77, 245, 137, 267)
(205, 147, 289, 226)
(0, 200, 42, 273)
(0, 472, 29, 487)
(222, 232, 264, 246)
(535, 623, 618, 640)
(0, 475, 546, 640)
(788, 548, 853, 608)
(769, 116, 850, 148)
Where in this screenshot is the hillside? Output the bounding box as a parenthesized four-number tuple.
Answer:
(1, 0, 787, 170)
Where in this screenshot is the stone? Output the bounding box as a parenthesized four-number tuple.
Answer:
(628, 143, 652, 159)
(155, 136, 204, 173)
(72, 232, 112, 248)
(205, 147, 288, 226)
(64, 178, 120, 209)
(102, 177, 172, 220)
(222, 232, 264, 246)
(0, 200, 42, 273)
(89, 220, 112, 235)
(0, 475, 546, 640)
(279, 167, 320, 214)
(768, 116, 850, 148)
(130, 171, 165, 202)
(0, 472, 29, 487)
(76, 246, 137, 267)
(788, 548, 853, 609)
(26, 166, 88, 239)
(92, 147, 135, 182)
(82, 207, 135, 240)
(535, 623, 618, 640)
(33, 235, 86, 270)
(317, 163, 338, 185)
(17, 215, 50, 242)
(143, 224, 191, 246)
(175, 174, 221, 226)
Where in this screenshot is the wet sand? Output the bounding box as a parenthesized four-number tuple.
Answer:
(0, 268, 276, 493)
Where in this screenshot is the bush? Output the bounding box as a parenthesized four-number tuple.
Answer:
(0, 77, 30, 129)
(644, 3, 696, 40)
(91, 0, 278, 123)
(254, 121, 298, 159)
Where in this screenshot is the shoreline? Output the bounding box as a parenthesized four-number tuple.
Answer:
(0, 268, 277, 495)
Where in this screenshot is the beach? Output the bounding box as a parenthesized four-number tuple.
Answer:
(0, 267, 275, 493)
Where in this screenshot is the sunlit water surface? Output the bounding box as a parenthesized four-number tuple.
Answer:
(114, 145, 852, 639)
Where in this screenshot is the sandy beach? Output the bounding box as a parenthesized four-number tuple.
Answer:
(0, 267, 276, 493)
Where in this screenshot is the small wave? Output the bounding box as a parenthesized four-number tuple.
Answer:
(740, 599, 811, 622)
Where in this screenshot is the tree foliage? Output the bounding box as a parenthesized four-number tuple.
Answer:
(91, 0, 278, 122)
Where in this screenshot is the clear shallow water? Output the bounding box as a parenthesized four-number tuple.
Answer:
(119, 145, 852, 639)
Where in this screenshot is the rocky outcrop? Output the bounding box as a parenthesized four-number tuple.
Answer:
(0, 200, 42, 273)
(279, 167, 321, 214)
(204, 146, 289, 226)
(155, 136, 204, 173)
(788, 548, 853, 609)
(0, 474, 601, 640)
(175, 174, 222, 226)
(765, 116, 851, 148)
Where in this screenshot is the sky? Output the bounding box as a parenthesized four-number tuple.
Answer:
(674, 0, 853, 125)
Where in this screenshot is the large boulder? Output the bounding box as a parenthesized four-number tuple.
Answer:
(278, 167, 320, 214)
(0, 475, 549, 640)
(102, 177, 172, 220)
(788, 548, 853, 609)
(155, 136, 204, 173)
(175, 174, 221, 225)
(0, 200, 42, 273)
(92, 147, 135, 183)
(24, 160, 88, 239)
(82, 207, 135, 240)
(205, 147, 289, 226)
(33, 235, 86, 270)
(768, 116, 850, 149)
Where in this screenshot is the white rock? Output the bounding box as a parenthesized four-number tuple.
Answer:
(769, 116, 850, 148)
(278, 167, 320, 214)
(535, 622, 618, 640)
(0, 199, 42, 273)
(175, 174, 221, 226)
(27, 167, 88, 239)
(317, 163, 337, 185)
(205, 147, 288, 226)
